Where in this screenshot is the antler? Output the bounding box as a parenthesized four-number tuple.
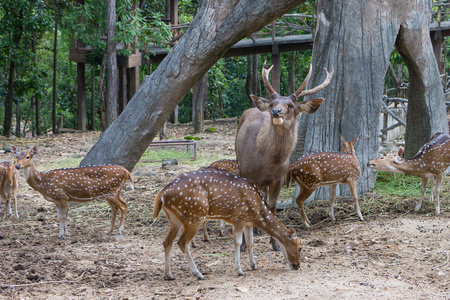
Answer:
(262, 60, 277, 96)
(294, 65, 334, 98)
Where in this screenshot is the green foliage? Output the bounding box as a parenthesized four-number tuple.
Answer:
(184, 136, 201, 140)
(373, 172, 422, 198)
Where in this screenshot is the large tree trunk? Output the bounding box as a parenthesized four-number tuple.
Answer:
(293, 0, 447, 201)
(106, 0, 118, 127)
(81, 0, 306, 170)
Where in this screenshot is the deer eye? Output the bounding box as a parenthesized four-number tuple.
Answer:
(26, 156, 30, 159)
(288, 104, 294, 110)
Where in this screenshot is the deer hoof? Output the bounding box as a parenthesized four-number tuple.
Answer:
(164, 275, 175, 281)
(237, 270, 245, 276)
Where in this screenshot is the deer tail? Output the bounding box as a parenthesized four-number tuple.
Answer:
(126, 170, 135, 190)
(153, 189, 165, 221)
(285, 168, 292, 189)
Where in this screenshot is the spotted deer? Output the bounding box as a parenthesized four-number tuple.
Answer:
(202, 159, 241, 240)
(286, 135, 362, 227)
(367, 132, 450, 214)
(153, 167, 302, 280)
(236, 62, 333, 249)
(11, 145, 134, 238)
(0, 161, 18, 220)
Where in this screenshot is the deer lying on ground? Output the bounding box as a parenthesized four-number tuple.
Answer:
(153, 167, 302, 280)
(0, 161, 18, 220)
(201, 159, 241, 241)
(367, 132, 450, 214)
(11, 145, 134, 238)
(286, 135, 362, 227)
(236, 62, 334, 249)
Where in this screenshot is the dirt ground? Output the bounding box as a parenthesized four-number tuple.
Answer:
(0, 120, 449, 300)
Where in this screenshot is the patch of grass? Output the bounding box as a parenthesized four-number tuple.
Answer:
(373, 172, 423, 198)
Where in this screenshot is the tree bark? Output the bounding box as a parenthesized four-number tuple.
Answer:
(52, 15, 58, 134)
(106, 0, 118, 127)
(293, 0, 447, 201)
(81, 0, 306, 170)
(192, 75, 207, 133)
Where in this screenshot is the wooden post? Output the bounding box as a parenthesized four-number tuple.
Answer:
(118, 68, 127, 114)
(271, 44, 281, 93)
(76, 0, 86, 131)
(126, 66, 140, 101)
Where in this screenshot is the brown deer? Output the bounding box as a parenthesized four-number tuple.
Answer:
(367, 132, 450, 215)
(11, 145, 134, 238)
(202, 159, 241, 240)
(0, 161, 18, 220)
(153, 167, 302, 280)
(286, 135, 362, 227)
(236, 62, 334, 249)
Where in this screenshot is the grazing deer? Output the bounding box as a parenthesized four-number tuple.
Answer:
(202, 159, 241, 240)
(286, 135, 362, 227)
(0, 161, 18, 220)
(367, 132, 450, 214)
(11, 145, 134, 238)
(153, 167, 302, 280)
(236, 62, 333, 249)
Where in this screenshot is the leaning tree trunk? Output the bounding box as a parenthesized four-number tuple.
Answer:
(293, 0, 447, 201)
(81, 0, 306, 170)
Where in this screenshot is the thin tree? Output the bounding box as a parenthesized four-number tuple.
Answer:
(106, 0, 118, 126)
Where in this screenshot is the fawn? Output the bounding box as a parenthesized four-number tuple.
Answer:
(153, 167, 302, 280)
(367, 132, 450, 214)
(286, 135, 362, 227)
(0, 161, 18, 220)
(11, 145, 134, 238)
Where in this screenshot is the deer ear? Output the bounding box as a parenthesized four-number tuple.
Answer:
(295, 98, 324, 115)
(250, 95, 271, 112)
(287, 228, 297, 239)
(351, 135, 359, 146)
(31, 146, 38, 156)
(340, 134, 346, 146)
(10, 145, 18, 156)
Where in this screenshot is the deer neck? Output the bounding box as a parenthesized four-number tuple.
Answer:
(256, 119, 298, 158)
(23, 162, 44, 190)
(389, 159, 426, 175)
(256, 207, 292, 245)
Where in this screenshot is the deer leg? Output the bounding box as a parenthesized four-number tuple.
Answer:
(329, 184, 337, 221)
(116, 197, 128, 235)
(202, 222, 209, 242)
(108, 204, 119, 234)
(55, 201, 69, 238)
(1, 189, 8, 220)
(219, 220, 225, 236)
(435, 173, 443, 215)
(12, 182, 18, 219)
(295, 185, 315, 227)
(243, 225, 256, 271)
(163, 210, 183, 280)
(429, 176, 435, 202)
(415, 177, 428, 211)
(348, 180, 363, 221)
(233, 226, 245, 276)
(177, 222, 203, 280)
(268, 181, 282, 252)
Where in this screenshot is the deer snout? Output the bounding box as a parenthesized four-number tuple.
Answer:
(15, 164, 22, 170)
(290, 263, 300, 270)
(271, 107, 283, 118)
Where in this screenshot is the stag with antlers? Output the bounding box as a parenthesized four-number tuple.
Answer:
(235, 62, 333, 250)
